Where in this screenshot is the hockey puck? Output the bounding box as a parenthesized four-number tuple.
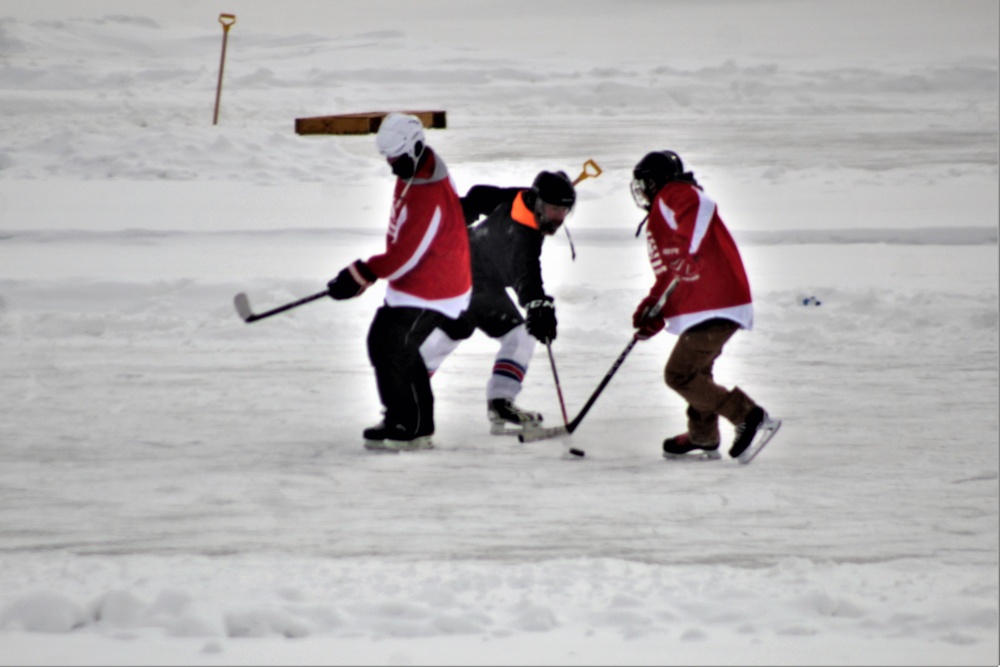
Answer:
(569, 448, 586, 457)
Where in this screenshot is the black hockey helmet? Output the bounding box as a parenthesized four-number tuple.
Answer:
(631, 150, 685, 210)
(531, 170, 576, 208)
(528, 170, 576, 236)
(524, 171, 576, 236)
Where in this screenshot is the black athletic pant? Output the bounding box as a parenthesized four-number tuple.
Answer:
(367, 305, 449, 436)
(434, 279, 523, 341)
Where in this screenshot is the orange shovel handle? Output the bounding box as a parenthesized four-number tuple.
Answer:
(572, 159, 603, 186)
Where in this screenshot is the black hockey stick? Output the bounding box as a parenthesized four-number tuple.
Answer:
(233, 290, 327, 323)
(519, 336, 638, 443)
(519, 277, 680, 444)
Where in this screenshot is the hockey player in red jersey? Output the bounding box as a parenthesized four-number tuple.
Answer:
(630, 150, 780, 463)
(326, 113, 472, 451)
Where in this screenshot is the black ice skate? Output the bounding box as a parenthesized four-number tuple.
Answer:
(662, 433, 722, 461)
(363, 421, 434, 452)
(487, 398, 543, 435)
(729, 406, 781, 464)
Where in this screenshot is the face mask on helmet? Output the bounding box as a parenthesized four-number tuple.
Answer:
(631, 176, 656, 211)
(630, 151, 684, 210)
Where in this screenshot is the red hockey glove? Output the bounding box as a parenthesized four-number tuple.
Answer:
(632, 294, 666, 340)
(327, 260, 376, 300)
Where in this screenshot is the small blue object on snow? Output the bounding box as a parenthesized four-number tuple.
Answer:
(802, 296, 822, 306)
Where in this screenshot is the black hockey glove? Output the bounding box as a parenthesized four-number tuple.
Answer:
(327, 260, 377, 300)
(525, 297, 557, 343)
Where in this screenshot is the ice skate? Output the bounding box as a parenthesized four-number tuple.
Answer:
(487, 398, 543, 435)
(363, 421, 434, 452)
(662, 433, 722, 461)
(729, 407, 781, 464)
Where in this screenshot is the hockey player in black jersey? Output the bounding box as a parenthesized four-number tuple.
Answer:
(420, 171, 576, 434)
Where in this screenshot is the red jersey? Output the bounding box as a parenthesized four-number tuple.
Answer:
(643, 180, 753, 334)
(365, 149, 472, 319)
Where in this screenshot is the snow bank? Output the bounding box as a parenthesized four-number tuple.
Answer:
(0, 555, 996, 665)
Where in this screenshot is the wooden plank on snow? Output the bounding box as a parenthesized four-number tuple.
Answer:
(295, 110, 446, 135)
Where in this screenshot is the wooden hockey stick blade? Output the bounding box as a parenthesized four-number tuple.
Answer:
(518, 425, 569, 443)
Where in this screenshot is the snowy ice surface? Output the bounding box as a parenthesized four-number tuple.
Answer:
(0, 1, 997, 665)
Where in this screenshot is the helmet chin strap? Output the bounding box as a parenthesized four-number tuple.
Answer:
(635, 214, 649, 238)
(534, 196, 577, 261)
(563, 224, 577, 261)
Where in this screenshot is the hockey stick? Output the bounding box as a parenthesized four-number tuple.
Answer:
(544, 343, 585, 457)
(520, 336, 637, 443)
(519, 277, 680, 444)
(546, 343, 570, 427)
(234, 290, 327, 323)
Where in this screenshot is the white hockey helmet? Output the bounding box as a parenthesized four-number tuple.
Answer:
(375, 112, 426, 160)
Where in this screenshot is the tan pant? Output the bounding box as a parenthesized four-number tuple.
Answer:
(665, 318, 757, 444)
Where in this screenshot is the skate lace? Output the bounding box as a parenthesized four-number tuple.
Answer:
(734, 410, 766, 446)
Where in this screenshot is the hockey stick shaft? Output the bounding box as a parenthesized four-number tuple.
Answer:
(566, 276, 679, 432)
(518, 339, 635, 444)
(546, 343, 570, 427)
(518, 277, 680, 443)
(566, 336, 638, 432)
(234, 290, 327, 323)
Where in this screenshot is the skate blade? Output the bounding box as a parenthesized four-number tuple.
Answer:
(737, 419, 781, 465)
(663, 450, 722, 462)
(364, 440, 400, 453)
(364, 436, 434, 453)
(490, 421, 543, 436)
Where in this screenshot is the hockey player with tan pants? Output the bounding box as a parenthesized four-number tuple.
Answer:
(629, 150, 780, 464)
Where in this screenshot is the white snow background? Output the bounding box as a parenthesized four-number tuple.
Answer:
(0, 1, 997, 665)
